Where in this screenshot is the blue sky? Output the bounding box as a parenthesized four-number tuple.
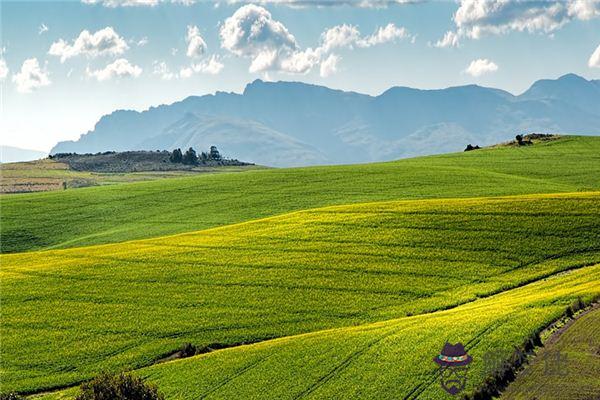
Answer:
(1, 0, 600, 152)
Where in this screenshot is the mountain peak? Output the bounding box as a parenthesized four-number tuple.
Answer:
(557, 73, 587, 82)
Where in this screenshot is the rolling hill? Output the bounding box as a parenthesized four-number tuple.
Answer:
(3, 192, 600, 396)
(2, 135, 600, 253)
(50, 74, 600, 166)
(2, 135, 599, 399)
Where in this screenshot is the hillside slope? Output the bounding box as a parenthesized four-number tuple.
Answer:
(2, 192, 600, 394)
(50, 75, 600, 166)
(112, 264, 600, 400)
(2, 136, 600, 253)
(501, 305, 600, 400)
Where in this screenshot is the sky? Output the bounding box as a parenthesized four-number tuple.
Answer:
(1, 0, 600, 152)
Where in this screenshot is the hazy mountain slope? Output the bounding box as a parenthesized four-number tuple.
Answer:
(51, 74, 600, 166)
(140, 113, 328, 167)
(0, 145, 47, 163)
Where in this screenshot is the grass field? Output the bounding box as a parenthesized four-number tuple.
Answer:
(34, 263, 600, 400)
(501, 306, 600, 400)
(2, 192, 600, 395)
(2, 136, 599, 253)
(0, 158, 261, 194)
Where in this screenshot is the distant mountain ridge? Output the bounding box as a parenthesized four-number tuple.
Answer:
(1, 146, 47, 163)
(52, 74, 600, 166)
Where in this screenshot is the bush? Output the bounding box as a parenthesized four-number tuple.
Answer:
(76, 372, 164, 400)
(0, 394, 26, 400)
(180, 342, 197, 357)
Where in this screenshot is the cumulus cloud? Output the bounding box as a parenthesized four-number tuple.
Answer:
(319, 53, 340, 77)
(435, 0, 600, 47)
(49, 27, 128, 62)
(82, 0, 159, 6)
(359, 23, 410, 46)
(0, 59, 8, 81)
(464, 58, 498, 77)
(86, 58, 142, 81)
(220, 4, 411, 75)
(83, 0, 198, 5)
(137, 37, 149, 46)
(223, 0, 415, 8)
(589, 43, 600, 68)
(12, 58, 51, 93)
(320, 25, 361, 52)
(186, 25, 207, 58)
(433, 30, 460, 48)
(180, 55, 224, 78)
(153, 60, 175, 80)
(220, 5, 297, 57)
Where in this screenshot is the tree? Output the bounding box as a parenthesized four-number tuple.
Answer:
(209, 145, 221, 161)
(169, 148, 183, 163)
(515, 135, 524, 145)
(182, 147, 198, 165)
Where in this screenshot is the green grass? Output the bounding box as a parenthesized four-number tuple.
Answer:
(0, 158, 262, 195)
(35, 263, 600, 400)
(500, 306, 600, 400)
(2, 192, 600, 394)
(2, 136, 600, 253)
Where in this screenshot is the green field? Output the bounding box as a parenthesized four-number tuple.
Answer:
(1, 136, 599, 399)
(32, 263, 600, 400)
(2, 136, 599, 253)
(501, 306, 600, 400)
(2, 192, 600, 395)
(0, 158, 261, 195)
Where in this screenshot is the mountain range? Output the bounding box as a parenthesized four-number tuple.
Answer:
(52, 73, 600, 167)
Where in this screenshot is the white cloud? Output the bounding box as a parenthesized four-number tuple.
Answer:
(153, 60, 175, 80)
(220, 4, 410, 74)
(195, 55, 224, 74)
(319, 53, 340, 77)
(82, 0, 159, 6)
(186, 25, 207, 58)
(83, 0, 198, 5)
(38, 23, 49, 35)
(49, 27, 128, 63)
(0, 59, 8, 81)
(464, 58, 498, 77)
(433, 30, 460, 48)
(137, 37, 149, 46)
(220, 4, 297, 58)
(180, 55, 224, 78)
(359, 23, 410, 46)
(589, 43, 600, 68)
(568, 0, 600, 20)
(223, 0, 414, 8)
(179, 66, 193, 79)
(320, 24, 361, 52)
(86, 58, 142, 81)
(435, 0, 600, 47)
(12, 58, 51, 93)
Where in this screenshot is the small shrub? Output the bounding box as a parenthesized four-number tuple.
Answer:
(0, 393, 26, 400)
(76, 372, 164, 400)
(180, 342, 197, 357)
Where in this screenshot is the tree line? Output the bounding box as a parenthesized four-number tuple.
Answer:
(169, 146, 222, 165)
